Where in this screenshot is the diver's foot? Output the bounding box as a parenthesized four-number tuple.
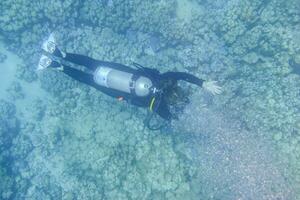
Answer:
(55, 63, 64, 71)
(42, 33, 66, 58)
(59, 50, 66, 58)
(37, 55, 64, 71)
(54, 48, 66, 58)
(42, 33, 56, 54)
(37, 55, 52, 71)
(50, 60, 64, 71)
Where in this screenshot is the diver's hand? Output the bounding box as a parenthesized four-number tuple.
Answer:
(203, 81, 222, 95)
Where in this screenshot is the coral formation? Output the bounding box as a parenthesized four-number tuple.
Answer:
(15, 64, 37, 83)
(0, 100, 18, 199)
(0, 0, 299, 199)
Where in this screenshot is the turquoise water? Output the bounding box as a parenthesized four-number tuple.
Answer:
(0, 0, 299, 199)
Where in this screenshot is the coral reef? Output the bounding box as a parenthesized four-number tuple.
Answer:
(15, 64, 37, 83)
(6, 81, 25, 100)
(0, 100, 19, 199)
(0, 0, 299, 199)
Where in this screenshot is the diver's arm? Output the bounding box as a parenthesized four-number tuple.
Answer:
(161, 72, 204, 87)
(161, 71, 222, 95)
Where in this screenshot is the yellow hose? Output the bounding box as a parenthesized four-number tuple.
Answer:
(149, 97, 156, 111)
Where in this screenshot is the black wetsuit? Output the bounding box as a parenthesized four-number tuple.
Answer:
(50, 51, 204, 120)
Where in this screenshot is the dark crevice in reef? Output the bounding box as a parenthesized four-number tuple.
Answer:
(289, 58, 300, 75)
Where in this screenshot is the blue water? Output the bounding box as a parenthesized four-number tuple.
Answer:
(0, 0, 299, 199)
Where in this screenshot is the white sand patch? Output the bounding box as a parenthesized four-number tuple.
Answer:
(176, 0, 204, 23)
(0, 43, 18, 100)
(0, 41, 50, 120)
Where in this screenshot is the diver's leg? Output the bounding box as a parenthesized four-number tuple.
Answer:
(42, 58, 115, 95)
(43, 41, 97, 70)
(62, 53, 99, 71)
(42, 33, 101, 71)
(62, 53, 138, 73)
(42, 33, 136, 72)
(44, 41, 99, 71)
(52, 48, 66, 58)
(58, 62, 126, 98)
(37, 55, 92, 86)
(61, 64, 95, 86)
(161, 72, 204, 87)
(45, 59, 96, 87)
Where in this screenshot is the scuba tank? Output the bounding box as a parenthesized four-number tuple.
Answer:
(94, 64, 168, 130)
(93, 66, 153, 97)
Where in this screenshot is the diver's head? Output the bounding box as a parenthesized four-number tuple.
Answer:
(164, 85, 190, 105)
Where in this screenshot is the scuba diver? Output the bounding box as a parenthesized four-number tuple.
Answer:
(38, 34, 222, 129)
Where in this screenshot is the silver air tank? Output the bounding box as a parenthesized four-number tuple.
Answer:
(93, 66, 153, 97)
